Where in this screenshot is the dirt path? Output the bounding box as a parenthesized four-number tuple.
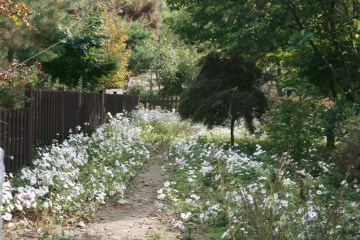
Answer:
(69, 162, 180, 240)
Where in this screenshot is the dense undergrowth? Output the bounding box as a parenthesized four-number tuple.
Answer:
(153, 113, 360, 240)
(2, 109, 359, 239)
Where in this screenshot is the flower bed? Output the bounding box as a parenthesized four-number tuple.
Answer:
(2, 110, 359, 239)
(156, 124, 360, 239)
(2, 113, 151, 225)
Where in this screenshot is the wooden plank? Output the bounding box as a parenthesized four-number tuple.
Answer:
(25, 85, 33, 167)
(4, 110, 10, 170)
(15, 110, 20, 169)
(20, 109, 25, 168)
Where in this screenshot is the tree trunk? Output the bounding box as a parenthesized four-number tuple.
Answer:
(149, 70, 153, 92)
(326, 128, 335, 148)
(7, 48, 14, 63)
(230, 118, 235, 147)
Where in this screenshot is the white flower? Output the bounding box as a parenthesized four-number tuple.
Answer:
(280, 200, 289, 207)
(173, 220, 185, 230)
(2, 212, 12, 221)
(187, 177, 195, 183)
(157, 194, 166, 200)
(307, 210, 317, 220)
(340, 180, 348, 187)
(180, 212, 191, 220)
(190, 194, 200, 200)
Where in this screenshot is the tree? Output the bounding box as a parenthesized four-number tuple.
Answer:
(166, 0, 360, 99)
(160, 46, 199, 96)
(167, 0, 360, 148)
(100, 7, 132, 88)
(179, 52, 267, 146)
(0, 0, 89, 65)
(42, 9, 117, 91)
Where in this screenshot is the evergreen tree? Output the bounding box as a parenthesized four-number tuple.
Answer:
(42, 9, 116, 90)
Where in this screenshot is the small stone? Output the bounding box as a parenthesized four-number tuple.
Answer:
(76, 221, 86, 229)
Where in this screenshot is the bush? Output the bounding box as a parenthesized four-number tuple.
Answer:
(333, 116, 360, 181)
(127, 85, 157, 98)
(0, 61, 46, 108)
(266, 97, 322, 162)
(0, 85, 27, 109)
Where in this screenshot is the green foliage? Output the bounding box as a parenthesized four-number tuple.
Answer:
(0, 1, 128, 91)
(127, 85, 156, 98)
(154, 117, 360, 240)
(166, 0, 360, 99)
(0, 62, 48, 108)
(0, 0, 88, 65)
(333, 116, 360, 181)
(159, 43, 199, 96)
(0, 85, 27, 109)
(179, 51, 267, 145)
(127, 17, 200, 96)
(267, 97, 322, 162)
(42, 9, 117, 91)
(321, 101, 360, 147)
(128, 39, 157, 76)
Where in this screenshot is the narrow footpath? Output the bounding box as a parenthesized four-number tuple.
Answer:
(69, 162, 180, 240)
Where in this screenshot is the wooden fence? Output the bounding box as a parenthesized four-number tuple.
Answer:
(105, 92, 139, 116)
(140, 96, 179, 111)
(0, 88, 139, 172)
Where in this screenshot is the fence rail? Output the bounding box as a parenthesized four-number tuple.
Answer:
(0, 88, 139, 172)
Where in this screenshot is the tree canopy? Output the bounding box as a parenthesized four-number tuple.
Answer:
(166, 0, 360, 100)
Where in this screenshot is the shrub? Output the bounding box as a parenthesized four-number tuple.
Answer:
(157, 134, 360, 240)
(266, 97, 323, 162)
(0, 61, 47, 108)
(333, 116, 360, 181)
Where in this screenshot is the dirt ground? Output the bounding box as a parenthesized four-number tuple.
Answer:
(68, 162, 180, 240)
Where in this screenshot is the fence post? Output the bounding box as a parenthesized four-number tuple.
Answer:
(113, 92, 117, 114)
(25, 84, 33, 166)
(0, 147, 4, 239)
(59, 88, 65, 142)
